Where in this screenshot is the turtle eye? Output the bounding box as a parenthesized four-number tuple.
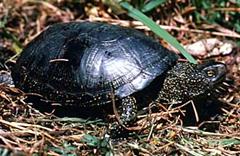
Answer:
(206, 70, 216, 78)
(201, 63, 226, 84)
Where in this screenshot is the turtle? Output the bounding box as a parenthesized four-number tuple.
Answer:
(2, 22, 226, 125)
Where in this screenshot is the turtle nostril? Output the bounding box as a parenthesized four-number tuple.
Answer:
(217, 63, 227, 76)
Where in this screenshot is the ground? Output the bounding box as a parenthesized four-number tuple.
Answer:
(0, 1, 239, 155)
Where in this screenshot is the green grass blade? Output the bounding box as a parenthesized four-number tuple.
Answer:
(120, 1, 197, 64)
(141, 0, 167, 12)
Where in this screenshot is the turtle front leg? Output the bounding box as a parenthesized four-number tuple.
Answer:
(119, 96, 137, 125)
(109, 96, 137, 138)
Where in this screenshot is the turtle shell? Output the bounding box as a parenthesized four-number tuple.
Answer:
(11, 22, 178, 107)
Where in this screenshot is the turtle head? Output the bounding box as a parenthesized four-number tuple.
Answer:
(199, 61, 226, 86)
(157, 61, 227, 104)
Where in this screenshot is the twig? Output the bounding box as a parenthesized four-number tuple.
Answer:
(88, 17, 240, 38)
(180, 127, 240, 139)
(127, 143, 152, 155)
